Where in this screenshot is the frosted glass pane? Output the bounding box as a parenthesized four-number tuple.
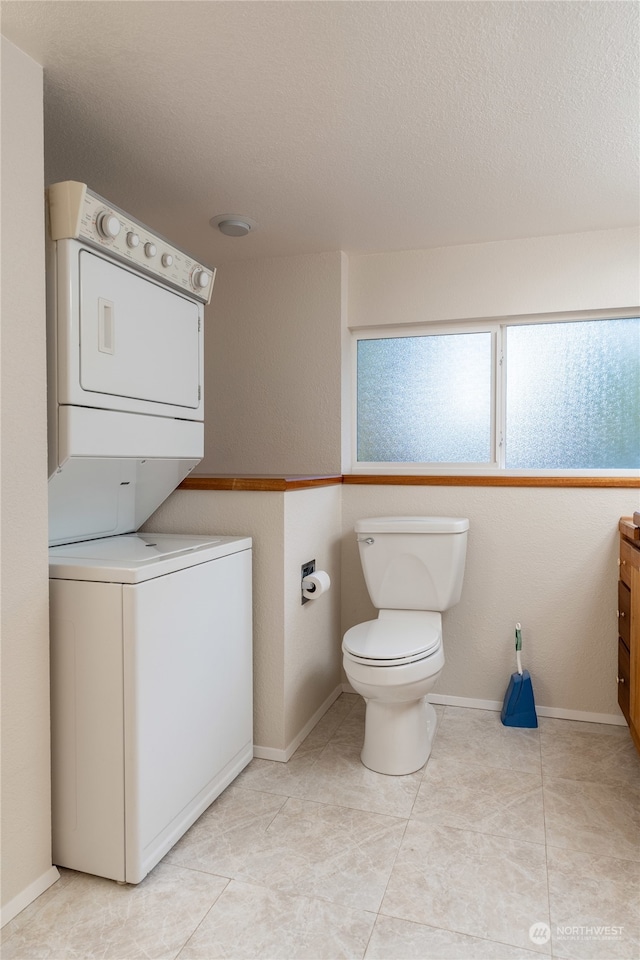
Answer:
(505, 318, 640, 468)
(357, 332, 492, 462)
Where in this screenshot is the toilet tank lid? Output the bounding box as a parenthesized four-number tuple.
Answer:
(355, 516, 469, 534)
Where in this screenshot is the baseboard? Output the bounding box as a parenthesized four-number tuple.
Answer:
(344, 685, 626, 727)
(253, 683, 343, 762)
(252, 744, 289, 762)
(257, 686, 627, 763)
(1, 865, 60, 928)
(428, 693, 503, 712)
(427, 693, 627, 726)
(534, 705, 627, 725)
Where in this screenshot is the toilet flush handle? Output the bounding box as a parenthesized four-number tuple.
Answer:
(357, 537, 375, 545)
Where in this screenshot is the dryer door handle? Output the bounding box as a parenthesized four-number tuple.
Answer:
(98, 298, 115, 355)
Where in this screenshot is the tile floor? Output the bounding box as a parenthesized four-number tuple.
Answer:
(3, 695, 639, 960)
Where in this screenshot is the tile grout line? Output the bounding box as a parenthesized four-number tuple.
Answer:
(538, 719, 555, 959)
(306, 691, 412, 959)
(368, 814, 412, 951)
(172, 875, 232, 960)
(364, 697, 426, 935)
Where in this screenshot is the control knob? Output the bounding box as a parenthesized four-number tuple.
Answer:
(96, 211, 121, 240)
(144, 242, 157, 259)
(161, 253, 173, 268)
(192, 268, 210, 290)
(126, 232, 140, 248)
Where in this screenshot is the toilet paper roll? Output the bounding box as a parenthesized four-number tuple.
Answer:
(301, 570, 331, 599)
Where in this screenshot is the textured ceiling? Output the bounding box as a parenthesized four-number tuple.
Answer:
(2, 1, 639, 265)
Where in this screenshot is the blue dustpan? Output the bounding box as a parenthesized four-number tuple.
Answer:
(501, 623, 538, 728)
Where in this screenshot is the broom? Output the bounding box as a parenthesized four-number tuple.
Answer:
(501, 622, 538, 728)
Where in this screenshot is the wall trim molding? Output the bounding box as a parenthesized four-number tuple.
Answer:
(343, 475, 640, 488)
(426, 693, 627, 726)
(253, 684, 343, 762)
(181, 474, 639, 491)
(342, 685, 626, 726)
(181, 475, 342, 492)
(1, 866, 60, 928)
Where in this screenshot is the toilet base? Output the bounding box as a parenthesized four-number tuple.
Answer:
(361, 698, 437, 776)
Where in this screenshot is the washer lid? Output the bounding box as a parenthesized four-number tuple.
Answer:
(48, 532, 252, 583)
(343, 612, 442, 664)
(354, 516, 469, 534)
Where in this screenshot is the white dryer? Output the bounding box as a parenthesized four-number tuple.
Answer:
(46, 180, 214, 546)
(45, 184, 253, 884)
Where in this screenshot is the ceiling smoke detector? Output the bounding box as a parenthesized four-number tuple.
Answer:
(209, 214, 256, 237)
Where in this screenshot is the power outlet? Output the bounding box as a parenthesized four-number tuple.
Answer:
(301, 559, 316, 605)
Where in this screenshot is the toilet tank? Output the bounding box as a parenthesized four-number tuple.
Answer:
(355, 516, 469, 611)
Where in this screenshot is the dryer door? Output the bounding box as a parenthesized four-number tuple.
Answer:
(79, 250, 200, 410)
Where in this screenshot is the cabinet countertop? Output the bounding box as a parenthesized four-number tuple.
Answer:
(619, 518, 640, 542)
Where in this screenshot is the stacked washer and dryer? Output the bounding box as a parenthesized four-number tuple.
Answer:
(46, 182, 253, 884)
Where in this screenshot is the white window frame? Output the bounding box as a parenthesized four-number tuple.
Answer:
(349, 308, 640, 478)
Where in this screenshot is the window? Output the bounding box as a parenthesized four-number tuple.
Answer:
(357, 331, 494, 463)
(353, 314, 640, 474)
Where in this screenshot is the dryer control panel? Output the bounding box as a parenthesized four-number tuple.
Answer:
(47, 181, 215, 304)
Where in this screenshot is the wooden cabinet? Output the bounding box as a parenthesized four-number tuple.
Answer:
(618, 518, 640, 756)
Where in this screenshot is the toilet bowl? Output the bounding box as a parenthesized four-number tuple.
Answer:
(343, 516, 468, 776)
(343, 610, 444, 775)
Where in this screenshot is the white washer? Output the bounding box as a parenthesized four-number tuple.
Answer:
(49, 533, 252, 884)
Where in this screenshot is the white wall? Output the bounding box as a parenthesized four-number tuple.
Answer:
(200, 251, 343, 475)
(283, 486, 342, 747)
(342, 485, 636, 718)
(341, 229, 640, 719)
(348, 226, 640, 329)
(0, 37, 58, 924)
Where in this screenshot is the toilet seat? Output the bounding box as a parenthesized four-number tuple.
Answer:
(342, 612, 442, 667)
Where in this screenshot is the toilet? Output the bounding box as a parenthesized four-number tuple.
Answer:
(342, 516, 469, 776)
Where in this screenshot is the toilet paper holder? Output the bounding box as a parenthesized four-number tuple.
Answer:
(301, 559, 316, 605)
(300, 560, 331, 604)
